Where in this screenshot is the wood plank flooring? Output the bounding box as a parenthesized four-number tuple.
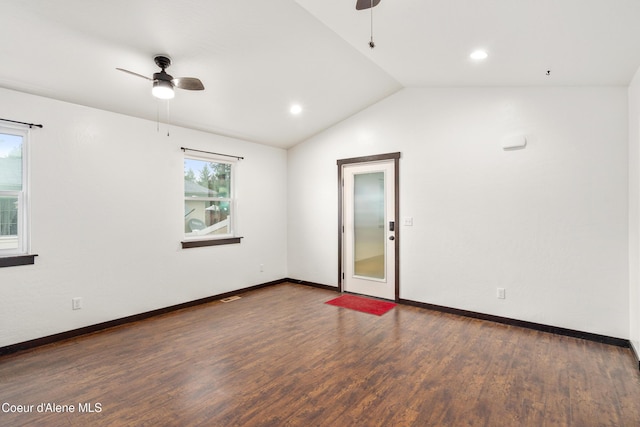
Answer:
(1, 282, 639, 426)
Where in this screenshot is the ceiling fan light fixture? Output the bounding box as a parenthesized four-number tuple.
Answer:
(152, 80, 175, 99)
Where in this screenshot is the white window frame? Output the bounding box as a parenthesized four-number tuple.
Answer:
(182, 152, 239, 247)
(0, 125, 29, 257)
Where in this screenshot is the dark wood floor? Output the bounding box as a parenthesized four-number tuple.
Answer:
(1, 283, 639, 426)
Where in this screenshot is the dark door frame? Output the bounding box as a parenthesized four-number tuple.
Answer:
(337, 152, 401, 301)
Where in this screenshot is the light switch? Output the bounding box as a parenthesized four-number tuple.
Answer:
(403, 217, 413, 226)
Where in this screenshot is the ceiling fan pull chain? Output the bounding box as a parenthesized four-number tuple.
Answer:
(166, 99, 171, 137)
(369, 0, 375, 49)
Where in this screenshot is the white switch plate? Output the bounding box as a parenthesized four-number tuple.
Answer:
(72, 297, 83, 310)
(497, 288, 506, 299)
(403, 217, 413, 226)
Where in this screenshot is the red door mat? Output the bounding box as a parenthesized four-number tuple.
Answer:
(325, 294, 396, 316)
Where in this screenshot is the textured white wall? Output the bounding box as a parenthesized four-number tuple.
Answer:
(0, 88, 288, 347)
(288, 87, 629, 338)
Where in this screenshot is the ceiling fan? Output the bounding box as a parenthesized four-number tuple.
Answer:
(116, 55, 205, 100)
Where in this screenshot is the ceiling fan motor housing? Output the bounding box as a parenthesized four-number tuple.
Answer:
(153, 55, 174, 84)
(153, 71, 173, 82)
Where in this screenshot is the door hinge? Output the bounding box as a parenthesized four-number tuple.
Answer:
(342, 272, 345, 280)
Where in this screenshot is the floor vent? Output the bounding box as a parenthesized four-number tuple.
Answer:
(220, 296, 241, 303)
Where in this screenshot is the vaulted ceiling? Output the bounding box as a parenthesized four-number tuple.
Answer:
(2, 0, 640, 148)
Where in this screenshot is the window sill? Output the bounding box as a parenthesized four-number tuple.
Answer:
(181, 237, 243, 249)
(0, 254, 38, 268)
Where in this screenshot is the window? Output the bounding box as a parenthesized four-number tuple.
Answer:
(183, 154, 240, 247)
(0, 127, 29, 258)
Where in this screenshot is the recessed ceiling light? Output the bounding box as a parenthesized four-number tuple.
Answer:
(290, 104, 303, 115)
(470, 50, 488, 60)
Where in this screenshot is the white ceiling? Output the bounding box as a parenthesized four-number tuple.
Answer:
(297, 0, 640, 87)
(1, 1, 640, 148)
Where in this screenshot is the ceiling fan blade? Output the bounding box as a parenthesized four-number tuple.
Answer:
(356, 0, 380, 10)
(173, 77, 204, 91)
(356, 0, 381, 10)
(116, 68, 153, 81)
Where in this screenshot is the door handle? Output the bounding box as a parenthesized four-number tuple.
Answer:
(389, 221, 395, 232)
(389, 236, 395, 241)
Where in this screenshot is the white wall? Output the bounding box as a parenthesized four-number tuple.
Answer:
(0, 88, 288, 347)
(1, 84, 632, 347)
(288, 87, 629, 338)
(629, 69, 640, 357)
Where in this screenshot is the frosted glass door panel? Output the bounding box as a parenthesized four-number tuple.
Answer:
(353, 172, 385, 279)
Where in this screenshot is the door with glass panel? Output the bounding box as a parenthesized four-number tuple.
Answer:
(342, 159, 396, 300)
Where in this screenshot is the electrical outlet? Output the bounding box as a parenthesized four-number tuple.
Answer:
(497, 288, 506, 299)
(72, 297, 83, 310)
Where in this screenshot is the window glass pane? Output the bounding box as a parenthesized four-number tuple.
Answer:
(184, 200, 231, 236)
(184, 156, 233, 239)
(0, 195, 19, 250)
(353, 172, 385, 279)
(0, 133, 23, 191)
(184, 158, 231, 198)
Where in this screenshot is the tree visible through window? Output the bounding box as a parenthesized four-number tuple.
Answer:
(184, 156, 234, 240)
